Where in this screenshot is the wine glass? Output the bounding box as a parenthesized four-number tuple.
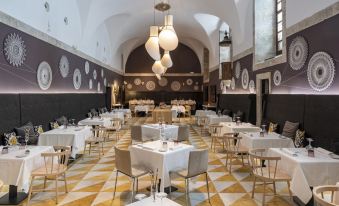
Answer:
(156, 192, 167, 205)
(24, 128, 30, 148)
(305, 138, 314, 150)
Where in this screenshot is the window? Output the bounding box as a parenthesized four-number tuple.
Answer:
(276, 0, 283, 55)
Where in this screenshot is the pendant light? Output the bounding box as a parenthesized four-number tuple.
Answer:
(161, 51, 173, 68)
(159, 15, 178, 51)
(155, 74, 161, 80)
(145, 26, 160, 60)
(152, 60, 165, 74)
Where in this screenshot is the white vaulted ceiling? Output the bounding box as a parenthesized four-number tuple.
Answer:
(0, 0, 253, 72)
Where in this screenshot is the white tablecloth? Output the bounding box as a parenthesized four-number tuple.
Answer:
(127, 197, 181, 206)
(219, 122, 261, 135)
(171, 105, 185, 114)
(130, 141, 194, 192)
(195, 110, 216, 117)
(0, 146, 54, 191)
(38, 126, 92, 158)
(268, 148, 339, 204)
(78, 117, 111, 127)
(112, 109, 131, 114)
(135, 105, 149, 113)
(100, 112, 125, 122)
(239, 132, 295, 150)
(141, 124, 179, 141)
(207, 115, 232, 124)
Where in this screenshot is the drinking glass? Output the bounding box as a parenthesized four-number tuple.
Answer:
(156, 192, 167, 205)
(305, 138, 314, 150)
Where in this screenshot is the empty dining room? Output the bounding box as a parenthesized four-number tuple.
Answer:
(0, 0, 339, 206)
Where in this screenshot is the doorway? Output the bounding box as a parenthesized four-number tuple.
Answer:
(256, 72, 271, 126)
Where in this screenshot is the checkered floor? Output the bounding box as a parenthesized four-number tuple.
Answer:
(2, 117, 294, 206)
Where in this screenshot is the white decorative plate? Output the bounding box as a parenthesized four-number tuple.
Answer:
(85, 61, 90, 74)
(73, 68, 82, 90)
(101, 69, 104, 78)
(37, 61, 52, 90)
(134, 78, 141, 85)
(4, 33, 26, 67)
(171, 81, 181, 91)
(89, 79, 93, 89)
(146, 81, 156, 91)
(235, 61, 241, 78)
(289, 36, 308, 71)
(241, 68, 249, 89)
(104, 78, 107, 87)
(249, 80, 255, 93)
(97, 82, 101, 92)
(231, 77, 235, 90)
(93, 69, 97, 80)
(186, 78, 193, 86)
(194, 85, 199, 91)
(273, 70, 282, 86)
(158, 77, 168, 87)
(127, 83, 132, 90)
(59, 55, 69, 78)
(307, 51, 335, 92)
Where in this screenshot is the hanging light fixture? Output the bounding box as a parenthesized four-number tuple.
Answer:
(152, 60, 165, 74)
(145, 26, 160, 60)
(161, 51, 173, 68)
(159, 15, 178, 51)
(155, 73, 161, 80)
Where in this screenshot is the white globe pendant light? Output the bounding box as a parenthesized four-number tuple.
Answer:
(159, 15, 178, 51)
(161, 51, 173, 68)
(145, 26, 161, 60)
(152, 60, 165, 74)
(155, 74, 161, 80)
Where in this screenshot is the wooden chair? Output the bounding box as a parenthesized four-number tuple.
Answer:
(224, 133, 249, 173)
(113, 147, 150, 202)
(130, 125, 142, 144)
(170, 149, 210, 205)
(197, 116, 208, 135)
(177, 124, 190, 142)
(83, 127, 107, 158)
(249, 149, 293, 206)
(107, 118, 123, 141)
(185, 105, 191, 118)
(27, 146, 71, 205)
(209, 124, 224, 152)
(313, 185, 339, 206)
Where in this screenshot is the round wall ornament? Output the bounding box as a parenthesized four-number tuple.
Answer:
(289, 36, 308, 71)
(85, 61, 90, 74)
(241, 68, 249, 89)
(134, 78, 141, 85)
(249, 80, 255, 93)
(37, 61, 52, 90)
(235, 61, 241, 78)
(158, 77, 168, 87)
(89, 79, 93, 89)
(73, 68, 82, 90)
(4, 33, 27, 67)
(186, 78, 193, 85)
(273, 70, 282, 86)
(171, 81, 181, 91)
(93, 69, 97, 80)
(146, 81, 156, 91)
(231, 77, 236, 90)
(59, 55, 69, 78)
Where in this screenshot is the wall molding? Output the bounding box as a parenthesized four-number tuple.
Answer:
(124, 73, 203, 77)
(0, 11, 123, 75)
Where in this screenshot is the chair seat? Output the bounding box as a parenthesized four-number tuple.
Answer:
(255, 167, 291, 181)
(131, 166, 148, 178)
(32, 164, 67, 176)
(85, 137, 104, 143)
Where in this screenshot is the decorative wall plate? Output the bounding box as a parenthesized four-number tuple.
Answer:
(158, 77, 168, 87)
(85, 61, 90, 74)
(307, 51, 335, 92)
(195, 82, 199, 85)
(104, 78, 107, 87)
(4, 33, 26, 67)
(93, 69, 97, 80)
(171, 81, 181, 91)
(186, 78, 193, 85)
(146, 81, 156, 91)
(37, 61, 52, 90)
(89, 79, 93, 89)
(241, 68, 249, 89)
(134, 78, 141, 85)
(97, 82, 101, 92)
(59, 55, 69, 78)
(73, 68, 82, 90)
(289, 36, 308, 70)
(231, 77, 235, 90)
(249, 80, 255, 93)
(273, 70, 282, 86)
(101, 69, 104, 78)
(194, 85, 199, 91)
(127, 83, 132, 90)
(235, 61, 241, 78)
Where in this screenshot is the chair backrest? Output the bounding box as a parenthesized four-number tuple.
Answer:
(178, 125, 189, 141)
(248, 149, 281, 180)
(224, 133, 243, 153)
(92, 127, 108, 140)
(41, 146, 71, 174)
(187, 149, 208, 177)
(110, 118, 122, 130)
(114, 147, 132, 176)
(209, 124, 223, 136)
(313, 185, 339, 206)
(131, 125, 142, 142)
(197, 116, 208, 126)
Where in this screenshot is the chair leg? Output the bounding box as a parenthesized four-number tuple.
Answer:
(185, 179, 189, 206)
(229, 154, 233, 173)
(273, 181, 277, 195)
(43, 176, 47, 190)
(63, 172, 68, 193)
(55, 176, 59, 204)
(210, 137, 213, 150)
(287, 181, 293, 201)
(131, 177, 135, 203)
(205, 173, 210, 203)
(251, 176, 256, 198)
(27, 176, 35, 206)
(83, 144, 87, 159)
(136, 178, 139, 193)
(225, 153, 229, 167)
(113, 171, 119, 199)
(89, 143, 92, 156)
(262, 181, 266, 206)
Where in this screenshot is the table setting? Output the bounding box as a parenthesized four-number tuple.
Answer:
(219, 121, 261, 134)
(239, 131, 295, 149)
(78, 117, 111, 127)
(141, 124, 178, 142)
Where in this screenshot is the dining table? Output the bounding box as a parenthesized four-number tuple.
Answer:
(130, 140, 194, 192)
(206, 114, 232, 125)
(100, 111, 125, 123)
(78, 117, 111, 127)
(267, 147, 339, 204)
(134, 105, 149, 113)
(38, 125, 92, 158)
(141, 124, 178, 142)
(239, 132, 295, 150)
(0, 146, 54, 205)
(195, 110, 216, 117)
(126, 196, 181, 206)
(152, 109, 173, 123)
(219, 122, 261, 135)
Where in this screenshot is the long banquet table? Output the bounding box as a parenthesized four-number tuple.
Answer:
(267, 148, 339, 204)
(38, 125, 92, 158)
(130, 140, 194, 192)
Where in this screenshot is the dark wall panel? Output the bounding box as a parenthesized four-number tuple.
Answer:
(0, 94, 20, 134)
